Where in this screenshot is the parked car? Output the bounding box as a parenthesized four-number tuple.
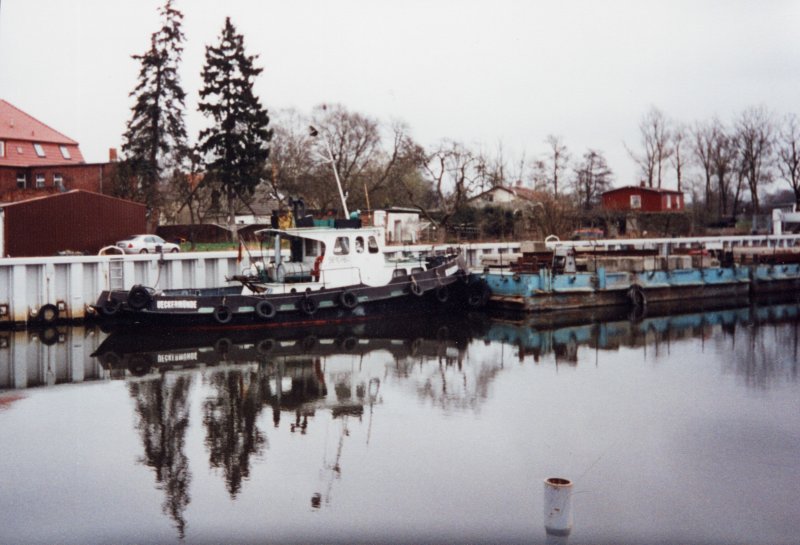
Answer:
(116, 235, 180, 254)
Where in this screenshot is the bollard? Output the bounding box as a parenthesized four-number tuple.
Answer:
(544, 477, 573, 537)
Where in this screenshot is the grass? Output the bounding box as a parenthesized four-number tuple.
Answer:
(180, 242, 266, 252)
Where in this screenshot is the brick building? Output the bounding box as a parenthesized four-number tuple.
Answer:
(0, 99, 116, 201)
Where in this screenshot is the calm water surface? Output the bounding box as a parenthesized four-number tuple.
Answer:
(0, 303, 799, 545)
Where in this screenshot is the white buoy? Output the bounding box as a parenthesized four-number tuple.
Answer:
(544, 477, 573, 536)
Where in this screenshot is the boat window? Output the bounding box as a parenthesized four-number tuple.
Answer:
(334, 236, 350, 255)
(392, 269, 408, 278)
(368, 236, 379, 254)
(304, 238, 322, 257)
(355, 236, 365, 253)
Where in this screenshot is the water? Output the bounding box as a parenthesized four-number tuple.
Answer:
(0, 303, 799, 545)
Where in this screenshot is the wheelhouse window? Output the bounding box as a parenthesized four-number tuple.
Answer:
(35, 174, 45, 188)
(53, 174, 64, 189)
(333, 236, 350, 255)
(16, 173, 26, 189)
(355, 236, 365, 253)
(59, 145, 71, 160)
(368, 236, 379, 254)
(33, 143, 46, 158)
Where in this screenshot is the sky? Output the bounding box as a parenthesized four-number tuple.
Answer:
(1, 0, 799, 191)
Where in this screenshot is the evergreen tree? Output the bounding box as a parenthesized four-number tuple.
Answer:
(197, 17, 272, 240)
(120, 0, 188, 224)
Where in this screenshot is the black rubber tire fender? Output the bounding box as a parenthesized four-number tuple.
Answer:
(128, 285, 152, 311)
(255, 300, 276, 320)
(339, 290, 358, 309)
(38, 303, 59, 324)
(299, 296, 318, 315)
(213, 305, 233, 324)
(409, 277, 423, 296)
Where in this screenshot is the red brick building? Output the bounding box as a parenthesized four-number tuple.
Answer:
(0, 99, 116, 201)
(602, 185, 684, 212)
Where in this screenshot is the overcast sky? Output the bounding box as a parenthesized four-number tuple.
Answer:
(1, 0, 799, 190)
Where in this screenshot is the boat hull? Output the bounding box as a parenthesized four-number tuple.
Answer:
(91, 259, 482, 329)
(483, 264, 800, 312)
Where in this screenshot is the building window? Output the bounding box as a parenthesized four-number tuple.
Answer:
(54, 174, 64, 189)
(630, 194, 642, 209)
(666, 195, 672, 209)
(16, 173, 26, 189)
(59, 145, 71, 160)
(35, 174, 46, 188)
(0, 140, 5, 158)
(33, 143, 46, 157)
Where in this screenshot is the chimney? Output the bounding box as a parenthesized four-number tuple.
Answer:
(109, 148, 118, 162)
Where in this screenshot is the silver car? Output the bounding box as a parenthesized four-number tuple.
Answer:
(116, 234, 180, 254)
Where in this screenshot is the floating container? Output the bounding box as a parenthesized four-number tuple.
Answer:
(544, 477, 573, 536)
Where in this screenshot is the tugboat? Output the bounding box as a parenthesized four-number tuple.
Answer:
(91, 223, 476, 328)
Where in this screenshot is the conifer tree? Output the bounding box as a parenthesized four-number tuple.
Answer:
(197, 17, 272, 240)
(120, 0, 188, 223)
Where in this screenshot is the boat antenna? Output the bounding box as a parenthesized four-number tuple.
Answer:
(309, 125, 350, 219)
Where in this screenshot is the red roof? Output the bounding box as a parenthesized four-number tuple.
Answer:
(0, 99, 84, 166)
(603, 185, 683, 196)
(0, 99, 78, 144)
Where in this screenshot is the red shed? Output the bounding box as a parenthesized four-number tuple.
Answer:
(0, 190, 146, 257)
(602, 186, 684, 212)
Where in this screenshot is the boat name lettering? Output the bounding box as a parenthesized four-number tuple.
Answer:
(156, 300, 198, 309)
(157, 352, 198, 364)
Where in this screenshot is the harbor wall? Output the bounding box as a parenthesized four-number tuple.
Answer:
(0, 235, 798, 327)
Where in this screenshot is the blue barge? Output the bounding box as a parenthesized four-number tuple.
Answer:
(481, 245, 800, 312)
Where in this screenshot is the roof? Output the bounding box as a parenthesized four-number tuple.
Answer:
(470, 185, 547, 203)
(603, 185, 684, 196)
(0, 189, 145, 210)
(0, 99, 78, 145)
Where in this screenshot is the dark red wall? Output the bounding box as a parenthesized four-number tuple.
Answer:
(2, 190, 146, 256)
(602, 187, 683, 212)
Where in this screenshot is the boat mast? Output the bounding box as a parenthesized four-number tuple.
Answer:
(310, 125, 350, 219)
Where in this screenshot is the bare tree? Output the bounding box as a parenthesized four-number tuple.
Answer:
(543, 134, 570, 197)
(712, 125, 739, 219)
(411, 140, 481, 234)
(735, 106, 774, 215)
(572, 149, 613, 210)
(776, 113, 800, 207)
(671, 122, 690, 191)
(692, 119, 719, 212)
(628, 106, 673, 187)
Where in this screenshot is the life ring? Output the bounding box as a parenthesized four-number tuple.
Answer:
(299, 296, 318, 315)
(101, 300, 121, 316)
(628, 285, 646, 308)
(339, 290, 358, 309)
(255, 300, 276, 319)
(128, 285, 151, 310)
(38, 304, 59, 324)
(435, 285, 449, 303)
(312, 255, 324, 281)
(213, 305, 233, 324)
(409, 276, 423, 296)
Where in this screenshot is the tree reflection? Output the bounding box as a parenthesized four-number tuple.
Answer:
(203, 368, 267, 497)
(129, 374, 193, 538)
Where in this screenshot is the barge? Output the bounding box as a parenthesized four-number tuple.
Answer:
(482, 240, 800, 312)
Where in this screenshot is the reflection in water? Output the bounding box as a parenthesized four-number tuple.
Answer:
(129, 374, 192, 538)
(203, 368, 267, 498)
(40, 301, 795, 540)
